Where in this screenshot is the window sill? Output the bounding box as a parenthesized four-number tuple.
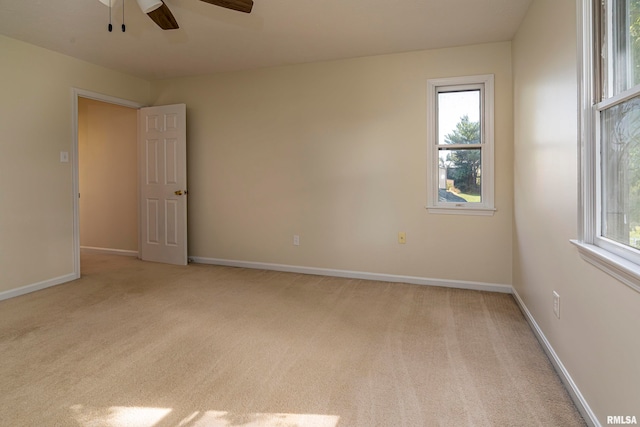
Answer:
(570, 240, 640, 293)
(426, 206, 496, 216)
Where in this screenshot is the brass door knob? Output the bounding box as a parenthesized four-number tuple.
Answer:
(174, 190, 183, 196)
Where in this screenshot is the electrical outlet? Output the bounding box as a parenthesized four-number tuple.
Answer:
(553, 291, 560, 319)
(293, 235, 300, 246)
(398, 232, 406, 244)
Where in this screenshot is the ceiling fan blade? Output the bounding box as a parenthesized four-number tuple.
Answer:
(199, 0, 254, 13)
(147, 2, 179, 30)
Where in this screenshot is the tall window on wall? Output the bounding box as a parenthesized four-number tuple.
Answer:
(426, 74, 495, 215)
(575, 0, 640, 292)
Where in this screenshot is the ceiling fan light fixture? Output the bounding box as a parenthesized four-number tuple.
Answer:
(136, 0, 163, 14)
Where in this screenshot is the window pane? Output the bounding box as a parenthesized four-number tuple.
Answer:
(438, 148, 481, 203)
(601, 95, 640, 248)
(605, 0, 640, 96)
(437, 90, 481, 144)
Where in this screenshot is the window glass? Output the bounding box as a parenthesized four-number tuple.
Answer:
(604, 0, 640, 97)
(438, 149, 482, 202)
(601, 94, 640, 248)
(437, 90, 481, 144)
(436, 90, 482, 204)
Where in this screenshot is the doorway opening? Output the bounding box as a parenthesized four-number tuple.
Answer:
(72, 89, 144, 277)
(78, 98, 138, 256)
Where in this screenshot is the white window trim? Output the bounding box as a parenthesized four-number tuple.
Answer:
(574, 0, 640, 294)
(426, 74, 496, 216)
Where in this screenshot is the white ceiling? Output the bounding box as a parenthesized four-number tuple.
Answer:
(0, 0, 532, 80)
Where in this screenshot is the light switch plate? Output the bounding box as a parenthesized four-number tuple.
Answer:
(60, 151, 69, 163)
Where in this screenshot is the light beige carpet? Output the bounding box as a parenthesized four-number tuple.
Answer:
(0, 253, 585, 427)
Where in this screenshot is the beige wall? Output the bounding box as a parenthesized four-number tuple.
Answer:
(78, 98, 138, 252)
(513, 0, 640, 422)
(151, 42, 514, 285)
(0, 35, 151, 294)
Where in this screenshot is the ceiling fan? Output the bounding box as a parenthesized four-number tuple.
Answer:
(98, 0, 253, 31)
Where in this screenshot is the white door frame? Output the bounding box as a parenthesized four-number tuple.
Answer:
(71, 88, 144, 278)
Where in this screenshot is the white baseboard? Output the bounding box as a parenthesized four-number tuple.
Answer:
(511, 288, 600, 427)
(81, 246, 139, 257)
(189, 256, 513, 294)
(0, 273, 78, 302)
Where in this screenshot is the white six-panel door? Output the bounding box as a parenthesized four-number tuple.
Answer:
(138, 104, 187, 265)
